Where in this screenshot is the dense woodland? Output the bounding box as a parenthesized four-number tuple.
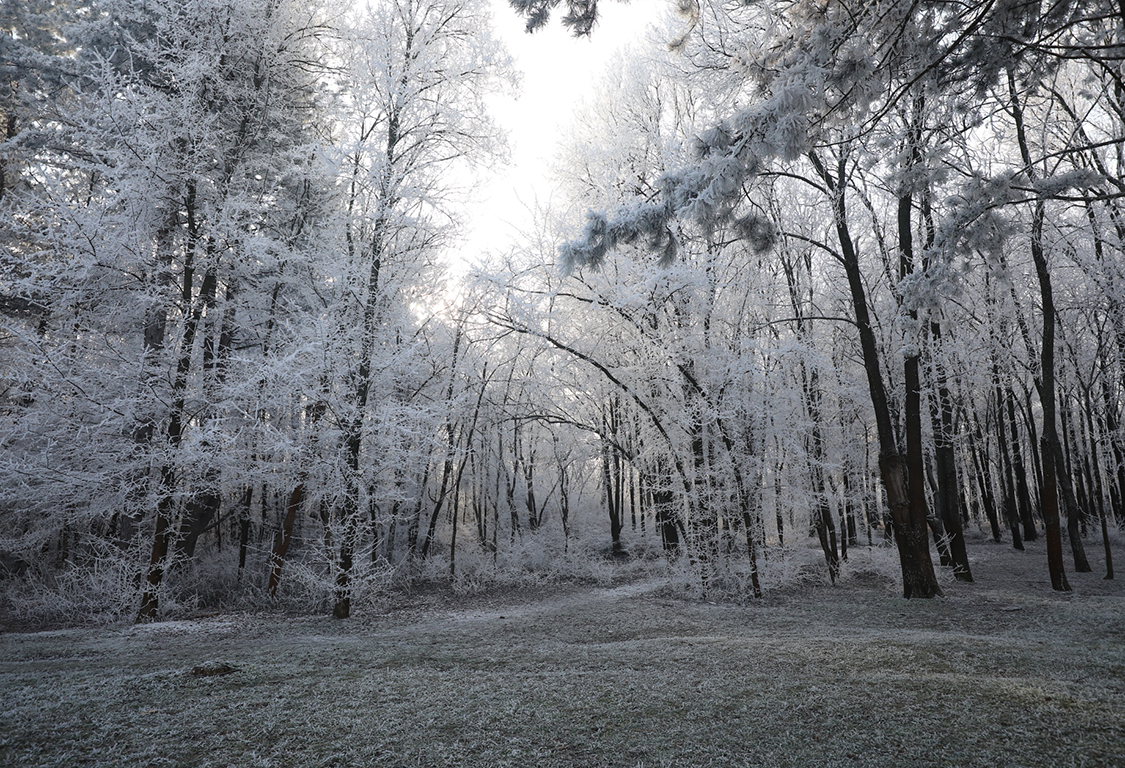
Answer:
(2, 0, 1124, 624)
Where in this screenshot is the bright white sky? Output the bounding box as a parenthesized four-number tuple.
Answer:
(458, 0, 670, 270)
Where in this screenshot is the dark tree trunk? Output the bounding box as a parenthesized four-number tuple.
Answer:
(333, 515, 359, 620)
(1052, 438, 1092, 573)
(1022, 388, 1045, 512)
(138, 201, 217, 620)
(970, 411, 1002, 542)
(1005, 390, 1038, 542)
(138, 474, 176, 622)
(268, 483, 303, 597)
(1102, 378, 1125, 525)
(1081, 388, 1114, 579)
(780, 249, 839, 583)
(420, 326, 465, 561)
(603, 416, 624, 554)
(805, 370, 840, 583)
(370, 496, 383, 565)
(559, 462, 571, 547)
(505, 421, 523, 544)
(895, 115, 947, 594)
(334, 235, 384, 618)
(688, 402, 719, 584)
(840, 443, 860, 548)
(928, 324, 972, 581)
(422, 443, 457, 560)
(904, 344, 943, 576)
(237, 485, 253, 573)
(524, 455, 539, 531)
(1009, 70, 1069, 592)
(995, 384, 1025, 551)
(774, 460, 786, 546)
(0, 105, 15, 202)
(448, 375, 487, 577)
(177, 490, 222, 560)
(653, 462, 680, 551)
(810, 150, 940, 598)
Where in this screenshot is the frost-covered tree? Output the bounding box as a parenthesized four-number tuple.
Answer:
(0, 0, 76, 205)
(0, 0, 518, 622)
(311, 0, 513, 618)
(478, 48, 784, 592)
(520, 0, 1125, 594)
(0, 0, 337, 619)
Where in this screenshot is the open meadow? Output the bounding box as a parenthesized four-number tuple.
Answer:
(2, 540, 1123, 768)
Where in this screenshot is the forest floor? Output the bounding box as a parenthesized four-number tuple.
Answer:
(1, 537, 1123, 768)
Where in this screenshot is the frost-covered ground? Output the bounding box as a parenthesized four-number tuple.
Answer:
(2, 539, 1123, 768)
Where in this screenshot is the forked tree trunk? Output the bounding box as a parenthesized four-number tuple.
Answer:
(177, 489, 221, 560)
(268, 482, 304, 597)
(810, 149, 940, 598)
(780, 250, 839, 583)
(421, 324, 465, 561)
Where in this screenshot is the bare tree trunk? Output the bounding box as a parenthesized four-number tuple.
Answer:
(780, 249, 838, 582)
(237, 485, 253, 574)
(334, 236, 383, 618)
(809, 149, 940, 598)
(421, 324, 465, 560)
(1102, 378, 1125, 527)
(1079, 387, 1114, 578)
(807, 371, 840, 584)
(0, 103, 16, 203)
(653, 464, 679, 551)
(994, 383, 1025, 550)
(506, 428, 521, 544)
(138, 479, 175, 622)
(969, 411, 1002, 542)
(602, 403, 625, 554)
(1009, 69, 1070, 591)
(1053, 436, 1092, 573)
(448, 371, 487, 577)
(928, 324, 972, 581)
(1005, 389, 1038, 542)
(267, 482, 304, 597)
(138, 190, 217, 620)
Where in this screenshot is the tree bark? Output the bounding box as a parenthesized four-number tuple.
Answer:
(810, 149, 940, 598)
(995, 384, 1025, 550)
(137, 476, 175, 622)
(268, 482, 304, 597)
(1006, 389, 1038, 541)
(780, 250, 838, 582)
(1053, 439, 1092, 573)
(928, 324, 972, 581)
(969, 411, 1002, 542)
(138, 190, 217, 620)
(1009, 69, 1070, 591)
(421, 324, 465, 560)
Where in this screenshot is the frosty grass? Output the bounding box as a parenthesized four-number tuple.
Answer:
(2, 539, 1123, 767)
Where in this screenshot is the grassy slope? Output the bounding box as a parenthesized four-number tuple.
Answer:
(1, 540, 1123, 768)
